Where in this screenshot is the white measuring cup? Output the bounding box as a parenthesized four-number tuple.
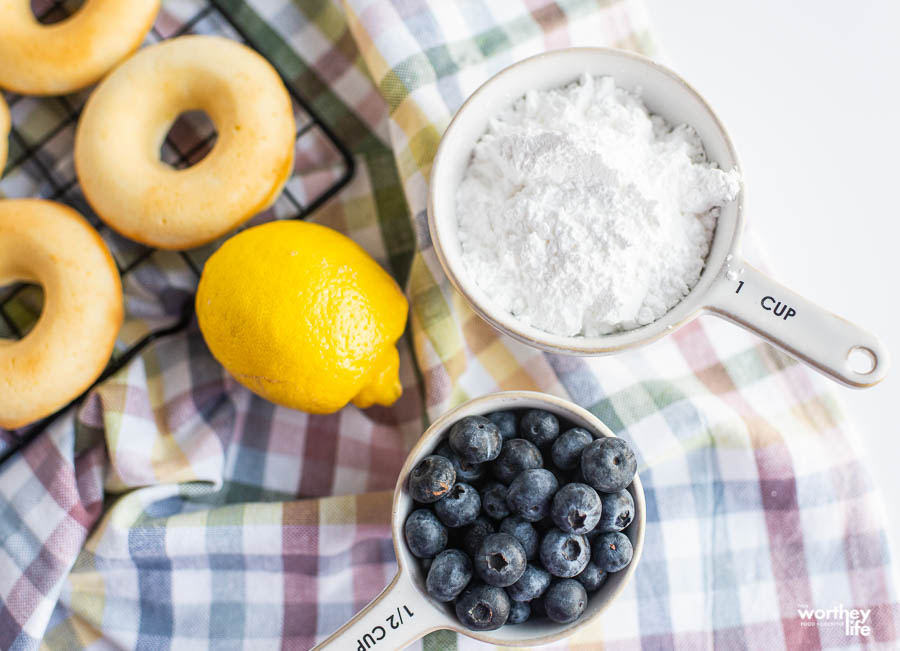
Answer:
(314, 391, 645, 649)
(427, 48, 890, 388)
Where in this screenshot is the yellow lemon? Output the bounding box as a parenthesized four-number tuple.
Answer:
(196, 220, 408, 413)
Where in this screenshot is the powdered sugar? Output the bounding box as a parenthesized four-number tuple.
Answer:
(456, 74, 740, 337)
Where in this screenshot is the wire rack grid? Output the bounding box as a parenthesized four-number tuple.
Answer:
(0, 0, 356, 463)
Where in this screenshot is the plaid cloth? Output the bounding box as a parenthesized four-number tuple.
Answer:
(1, 0, 898, 649)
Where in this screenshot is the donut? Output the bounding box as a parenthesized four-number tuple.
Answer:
(0, 0, 160, 95)
(0, 199, 123, 429)
(75, 35, 296, 250)
(0, 94, 8, 174)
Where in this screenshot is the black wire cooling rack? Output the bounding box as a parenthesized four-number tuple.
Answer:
(0, 0, 356, 463)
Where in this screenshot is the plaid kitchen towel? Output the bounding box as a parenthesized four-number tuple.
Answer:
(1, 0, 898, 649)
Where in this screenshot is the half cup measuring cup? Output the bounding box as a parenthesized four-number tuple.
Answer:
(314, 391, 645, 649)
(427, 47, 890, 388)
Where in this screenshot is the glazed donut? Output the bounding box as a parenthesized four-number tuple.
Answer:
(0, 0, 160, 96)
(0, 94, 8, 173)
(0, 199, 123, 429)
(75, 35, 296, 250)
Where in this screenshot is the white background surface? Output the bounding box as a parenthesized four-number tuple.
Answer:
(643, 0, 899, 559)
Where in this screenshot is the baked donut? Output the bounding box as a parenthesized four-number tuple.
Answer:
(0, 199, 123, 429)
(0, 94, 8, 174)
(75, 35, 296, 250)
(0, 0, 160, 96)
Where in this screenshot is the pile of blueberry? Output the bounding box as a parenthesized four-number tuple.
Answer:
(404, 409, 638, 631)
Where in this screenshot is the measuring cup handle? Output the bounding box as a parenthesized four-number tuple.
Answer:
(313, 571, 442, 650)
(704, 256, 890, 387)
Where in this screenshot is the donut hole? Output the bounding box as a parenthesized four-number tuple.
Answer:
(0, 282, 44, 340)
(31, 0, 86, 25)
(160, 111, 219, 170)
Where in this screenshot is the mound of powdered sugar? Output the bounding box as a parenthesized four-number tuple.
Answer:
(456, 74, 740, 336)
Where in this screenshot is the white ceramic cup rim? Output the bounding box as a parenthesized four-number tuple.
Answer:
(390, 391, 647, 646)
(427, 46, 744, 355)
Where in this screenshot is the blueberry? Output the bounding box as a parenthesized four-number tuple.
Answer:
(474, 533, 527, 587)
(551, 427, 594, 470)
(540, 528, 590, 578)
(581, 437, 637, 493)
(435, 482, 481, 528)
(499, 515, 539, 560)
(506, 468, 558, 522)
(426, 549, 473, 602)
(408, 455, 456, 503)
(462, 516, 495, 557)
(436, 442, 488, 484)
(597, 489, 634, 533)
(404, 509, 447, 558)
(493, 438, 542, 484)
(508, 600, 531, 624)
(575, 561, 607, 592)
(481, 481, 511, 520)
(592, 532, 633, 572)
(530, 595, 546, 618)
(520, 409, 560, 448)
(486, 411, 517, 440)
(505, 563, 551, 601)
(455, 582, 510, 631)
(550, 483, 602, 535)
(449, 416, 502, 464)
(544, 579, 587, 624)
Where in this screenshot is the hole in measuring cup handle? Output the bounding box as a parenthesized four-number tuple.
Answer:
(847, 346, 877, 375)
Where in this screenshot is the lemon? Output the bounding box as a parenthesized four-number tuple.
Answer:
(196, 221, 408, 413)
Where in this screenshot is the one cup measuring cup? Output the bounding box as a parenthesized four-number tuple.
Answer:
(428, 47, 890, 389)
(314, 391, 646, 649)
